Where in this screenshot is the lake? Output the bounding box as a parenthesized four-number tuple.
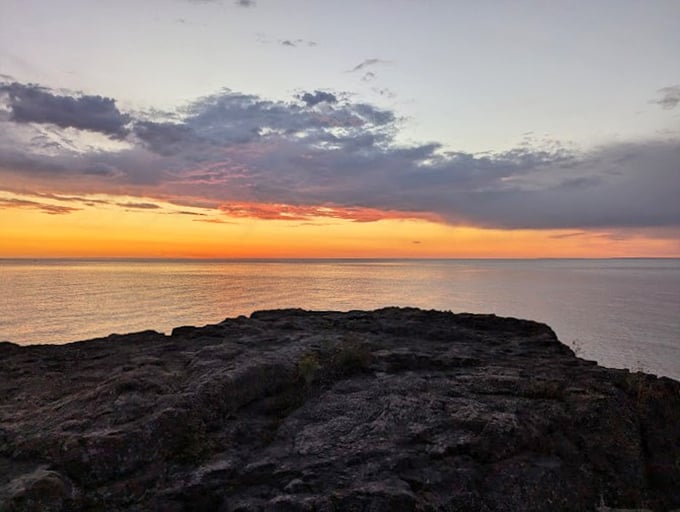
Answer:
(1, 258, 679, 380)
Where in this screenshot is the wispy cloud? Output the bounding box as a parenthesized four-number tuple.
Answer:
(32, 192, 110, 205)
(171, 210, 207, 216)
(548, 231, 587, 239)
(279, 38, 317, 48)
(653, 85, 680, 110)
(0, 197, 80, 215)
(348, 58, 389, 73)
(216, 202, 435, 222)
(1, 79, 679, 231)
(115, 201, 161, 209)
(256, 35, 317, 48)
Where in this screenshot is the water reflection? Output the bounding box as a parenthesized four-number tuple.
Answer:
(1, 259, 678, 380)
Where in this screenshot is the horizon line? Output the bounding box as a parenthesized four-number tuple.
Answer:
(1, 256, 679, 262)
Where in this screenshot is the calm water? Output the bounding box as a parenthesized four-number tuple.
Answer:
(1, 259, 679, 380)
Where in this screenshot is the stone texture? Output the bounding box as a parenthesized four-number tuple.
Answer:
(0, 308, 678, 511)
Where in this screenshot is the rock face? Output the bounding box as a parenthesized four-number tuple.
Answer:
(1, 308, 679, 511)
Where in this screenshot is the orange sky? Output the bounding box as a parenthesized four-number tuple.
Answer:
(1, 191, 677, 258)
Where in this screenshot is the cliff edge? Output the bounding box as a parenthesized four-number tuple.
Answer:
(1, 308, 679, 511)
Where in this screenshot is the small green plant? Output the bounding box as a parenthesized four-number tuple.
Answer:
(332, 340, 373, 376)
(297, 352, 321, 385)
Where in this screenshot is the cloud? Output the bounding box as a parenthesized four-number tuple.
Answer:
(549, 231, 587, 239)
(0, 82, 130, 137)
(132, 121, 196, 155)
(216, 202, 432, 222)
(348, 59, 389, 73)
(116, 201, 161, 209)
(373, 88, 396, 99)
(653, 85, 680, 110)
(1, 80, 679, 231)
(171, 210, 206, 216)
(279, 38, 316, 48)
(0, 197, 80, 215)
(235, 0, 255, 6)
(32, 192, 110, 205)
(298, 91, 337, 107)
(193, 217, 236, 224)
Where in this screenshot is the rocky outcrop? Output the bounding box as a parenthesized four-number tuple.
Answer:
(1, 308, 678, 511)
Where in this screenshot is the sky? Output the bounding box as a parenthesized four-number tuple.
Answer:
(0, 0, 679, 258)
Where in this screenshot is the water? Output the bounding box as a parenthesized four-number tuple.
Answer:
(1, 259, 679, 380)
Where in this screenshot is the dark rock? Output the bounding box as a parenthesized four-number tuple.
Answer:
(1, 307, 678, 511)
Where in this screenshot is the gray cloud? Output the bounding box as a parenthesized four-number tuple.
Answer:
(116, 202, 161, 209)
(549, 231, 587, 239)
(654, 85, 680, 110)
(1, 80, 678, 231)
(32, 192, 110, 205)
(349, 59, 389, 73)
(373, 88, 396, 99)
(298, 91, 338, 107)
(171, 210, 206, 216)
(0, 82, 130, 137)
(235, 0, 255, 6)
(0, 197, 80, 215)
(279, 38, 316, 48)
(133, 121, 196, 156)
(424, 140, 680, 229)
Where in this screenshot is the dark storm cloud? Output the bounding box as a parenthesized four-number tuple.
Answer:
(298, 91, 338, 107)
(653, 85, 680, 110)
(1, 79, 679, 231)
(0, 82, 130, 137)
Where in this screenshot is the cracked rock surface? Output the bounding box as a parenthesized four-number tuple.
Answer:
(1, 308, 679, 511)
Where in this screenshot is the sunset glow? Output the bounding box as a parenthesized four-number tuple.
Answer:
(1, 1, 678, 258)
(1, 189, 677, 259)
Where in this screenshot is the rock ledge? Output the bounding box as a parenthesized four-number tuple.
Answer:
(1, 308, 679, 511)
